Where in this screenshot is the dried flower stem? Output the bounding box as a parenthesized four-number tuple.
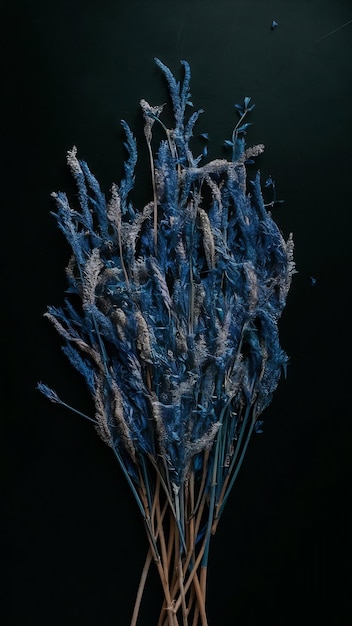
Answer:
(145, 137, 158, 254)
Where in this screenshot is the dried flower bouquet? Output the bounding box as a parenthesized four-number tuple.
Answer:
(39, 59, 294, 626)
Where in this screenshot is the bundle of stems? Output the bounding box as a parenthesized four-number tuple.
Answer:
(39, 59, 295, 625)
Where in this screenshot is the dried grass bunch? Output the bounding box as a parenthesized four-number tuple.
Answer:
(39, 59, 295, 626)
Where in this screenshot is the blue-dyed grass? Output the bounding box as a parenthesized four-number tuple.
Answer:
(39, 59, 295, 626)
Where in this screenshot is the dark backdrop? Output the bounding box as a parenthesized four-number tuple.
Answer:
(2, 1, 352, 624)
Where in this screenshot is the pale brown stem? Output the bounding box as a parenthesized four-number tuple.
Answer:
(186, 584, 195, 618)
(185, 564, 208, 626)
(134, 463, 210, 626)
(136, 471, 177, 626)
(167, 508, 176, 574)
(151, 473, 161, 537)
(130, 548, 153, 626)
(151, 540, 178, 626)
(173, 502, 208, 618)
(173, 516, 181, 599)
(160, 518, 208, 626)
(156, 495, 170, 590)
(200, 567, 207, 609)
(178, 554, 188, 626)
(137, 469, 151, 523)
(191, 601, 199, 626)
(159, 513, 177, 626)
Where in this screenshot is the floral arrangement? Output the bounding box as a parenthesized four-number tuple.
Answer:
(39, 58, 294, 626)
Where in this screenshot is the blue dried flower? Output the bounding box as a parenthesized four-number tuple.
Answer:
(39, 59, 294, 625)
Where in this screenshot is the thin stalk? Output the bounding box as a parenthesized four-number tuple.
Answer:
(204, 388, 239, 515)
(169, 477, 198, 608)
(191, 564, 207, 626)
(130, 549, 153, 626)
(174, 483, 186, 556)
(137, 469, 150, 523)
(140, 456, 154, 528)
(186, 585, 195, 620)
(190, 450, 209, 519)
(117, 213, 130, 287)
(200, 479, 215, 570)
(166, 507, 176, 575)
(173, 527, 208, 621)
(158, 513, 177, 626)
(156, 496, 170, 591)
(151, 472, 161, 536)
(55, 398, 98, 424)
(148, 455, 188, 555)
(132, 493, 169, 626)
(178, 553, 188, 626)
(164, 517, 183, 626)
(149, 533, 178, 626)
(179, 484, 185, 548)
(214, 417, 256, 528)
(173, 517, 181, 599)
(112, 448, 160, 560)
(183, 564, 208, 626)
(212, 402, 252, 529)
(199, 566, 208, 611)
(231, 108, 250, 162)
(199, 388, 231, 571)
(146, 138, 158, 254)
(148, 456, 178, 518)
(192, 604, 199, 626)
(187, 473, 196, 570)
(194, 492, 207, 549)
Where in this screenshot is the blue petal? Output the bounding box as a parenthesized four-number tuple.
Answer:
(244, 96, 252, 109)
(234, 103, 244, 114)
(236, 122, 252, 133)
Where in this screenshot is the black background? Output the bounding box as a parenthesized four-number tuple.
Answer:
(2, 1, 352, 624)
